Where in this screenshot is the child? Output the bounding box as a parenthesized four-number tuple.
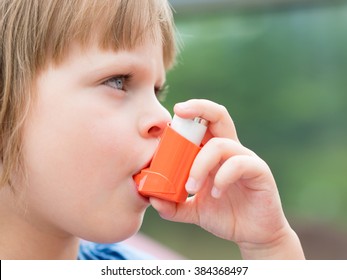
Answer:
(0, 0, 305, 259)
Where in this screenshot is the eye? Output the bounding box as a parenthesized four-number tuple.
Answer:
(155, 84, 169, 102)
(103, 75, 131, 91)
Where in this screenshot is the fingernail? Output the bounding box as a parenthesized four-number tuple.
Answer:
(185, 177, 198, 193)
(211, 186, 222, 199)
(175, 102, 189, 111)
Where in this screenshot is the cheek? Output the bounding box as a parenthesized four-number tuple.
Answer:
(74, 120, 137, 190)
(21, 105, 143, 240)
(23, 110, 134, 191)
(22, 95, 137, 207)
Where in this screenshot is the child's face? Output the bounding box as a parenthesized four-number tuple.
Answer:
(20, 40, 171, 242)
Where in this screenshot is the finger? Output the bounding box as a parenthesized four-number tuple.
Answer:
(185, 138, 254, 194)
(174, 99, 238, 142)
(212, 155, 276, 199)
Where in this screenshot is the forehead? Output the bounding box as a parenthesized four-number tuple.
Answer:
(55, 39, 166, 85)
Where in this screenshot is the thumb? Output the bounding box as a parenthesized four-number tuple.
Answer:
(149, 197, 198, 225)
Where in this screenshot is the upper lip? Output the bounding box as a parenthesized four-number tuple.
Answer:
(133, 142, 159, 177)
(133, 158, 152, 177)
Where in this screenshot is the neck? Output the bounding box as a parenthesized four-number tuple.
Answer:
(0, 186, 80, 260)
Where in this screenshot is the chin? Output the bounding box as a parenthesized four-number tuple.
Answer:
(81, 212, 146, 244)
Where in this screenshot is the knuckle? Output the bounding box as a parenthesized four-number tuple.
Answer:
(219, 104, 228, 113)
(216, 104, 229, 117)
(205, 137, 224, 151)
(206, 137, 236, 151)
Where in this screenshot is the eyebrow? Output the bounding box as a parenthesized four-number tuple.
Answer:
(84, 52, 166, 86)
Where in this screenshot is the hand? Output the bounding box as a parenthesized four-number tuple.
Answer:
(150, 99, 304, 259)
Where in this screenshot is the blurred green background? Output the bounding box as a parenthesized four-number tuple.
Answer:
(140, 0, 347, 259)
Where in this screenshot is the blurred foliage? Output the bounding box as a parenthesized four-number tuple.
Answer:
(140, 2, 347, 259)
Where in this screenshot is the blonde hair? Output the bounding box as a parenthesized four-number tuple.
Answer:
(0, 0, 177, 189)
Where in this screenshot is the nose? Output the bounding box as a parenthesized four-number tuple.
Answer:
(139, 101, 171, 139)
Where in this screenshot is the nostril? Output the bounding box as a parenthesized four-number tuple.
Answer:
(148, 126, 161, 136)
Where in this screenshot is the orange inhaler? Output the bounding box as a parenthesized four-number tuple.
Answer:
(134, 115, 208, 203)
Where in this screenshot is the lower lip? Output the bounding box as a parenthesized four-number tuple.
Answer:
(132, 180, 150, 204)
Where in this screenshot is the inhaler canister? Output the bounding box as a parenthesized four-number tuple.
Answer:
(134, 115, 208, 203)
(171, 115, 208, 145)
